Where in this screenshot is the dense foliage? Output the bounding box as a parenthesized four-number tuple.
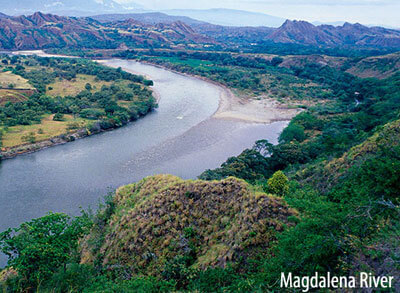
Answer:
(0, 213, 91, 291)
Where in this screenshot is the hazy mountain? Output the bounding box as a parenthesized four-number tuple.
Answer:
(313, 20, 399, 30)
(0, 0, 143, 16)
(266, 20, 400, 48)
(312, 21, 346, 26)
(163, 8, 285, 27)
(92, 12, 206, 26)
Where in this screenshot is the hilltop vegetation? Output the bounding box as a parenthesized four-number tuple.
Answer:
(82, 176, 295, 282)
(0, 55, 156, 156)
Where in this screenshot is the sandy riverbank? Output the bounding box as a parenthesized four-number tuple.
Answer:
(214, 85, 301, 123)
(110, 58, 301, 124)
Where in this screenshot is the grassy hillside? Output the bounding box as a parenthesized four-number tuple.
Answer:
(81, 175, 295, 279)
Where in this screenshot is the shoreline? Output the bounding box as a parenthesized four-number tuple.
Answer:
(0, 53, 298, 161)
(127, 58, 301, 124)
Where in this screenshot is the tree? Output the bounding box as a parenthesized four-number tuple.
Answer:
(279, 123, 306, 144)
(53, 113, 64, 121)
(267, 171, 289, 196)
(0, 213, 91, 291)
(85, 83, 92, 91)
(271, 57, 284, 67)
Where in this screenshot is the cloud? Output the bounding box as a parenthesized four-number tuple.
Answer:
(244, 0, 397, 5)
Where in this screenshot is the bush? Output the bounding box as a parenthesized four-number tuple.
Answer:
(0, 213, 91, 291)
(53, 113, 64, 121)
(80, 108, 105, 120)
(279, 123, 306, 144)
(21, 132, 36, 144)
(267, 171, 289, 196)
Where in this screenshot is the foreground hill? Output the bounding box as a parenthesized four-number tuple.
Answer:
(80, 175, 296, 276)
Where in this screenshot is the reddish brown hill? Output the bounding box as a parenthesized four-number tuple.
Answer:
(0, 12, 399, 51)
(267, 20, 340, 46)
(266, 20, 400, 48)
(0, 12, 216, 50)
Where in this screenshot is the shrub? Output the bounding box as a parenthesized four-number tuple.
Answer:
(21, 132, 36, 144)
(279, 123, 306, 144)
(53, 113, 64, 121)
(267, 171, 289, 196)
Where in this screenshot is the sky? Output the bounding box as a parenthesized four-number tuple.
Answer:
(115, 0, 400, 27)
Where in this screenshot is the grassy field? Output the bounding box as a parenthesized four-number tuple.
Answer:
(0, 71, 33, 89)
(1, 114, 87, 148)
(0, 71, 35, 105)
(46, 74, 112, 97)
(153, 56, 215, 68)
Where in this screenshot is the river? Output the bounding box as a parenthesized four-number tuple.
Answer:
(0, 59, 288, 266)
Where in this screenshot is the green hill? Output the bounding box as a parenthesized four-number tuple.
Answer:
(80, 175, 296, 276)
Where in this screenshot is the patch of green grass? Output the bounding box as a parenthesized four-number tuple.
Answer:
(2, 114, 88, 147)
(0, 71, 33, 89)
(46, 74, 112, 97)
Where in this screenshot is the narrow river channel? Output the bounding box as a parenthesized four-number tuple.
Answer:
(0, 59, 288, 266)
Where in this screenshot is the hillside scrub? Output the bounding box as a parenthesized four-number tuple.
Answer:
(80, 175, 296, 279)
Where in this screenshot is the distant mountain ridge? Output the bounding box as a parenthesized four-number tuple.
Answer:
(267, 20, 400, 48)
(0, 11, 399, 51)
(92, 12, 206, 26)
(0, 12, 214, 50)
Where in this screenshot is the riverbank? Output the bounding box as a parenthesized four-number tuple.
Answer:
(15, 51, 300, 123)
(122, 59, 301, 124)
(1, 128, 90, 160)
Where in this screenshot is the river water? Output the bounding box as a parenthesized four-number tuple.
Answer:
(0, 59, 287, 266)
